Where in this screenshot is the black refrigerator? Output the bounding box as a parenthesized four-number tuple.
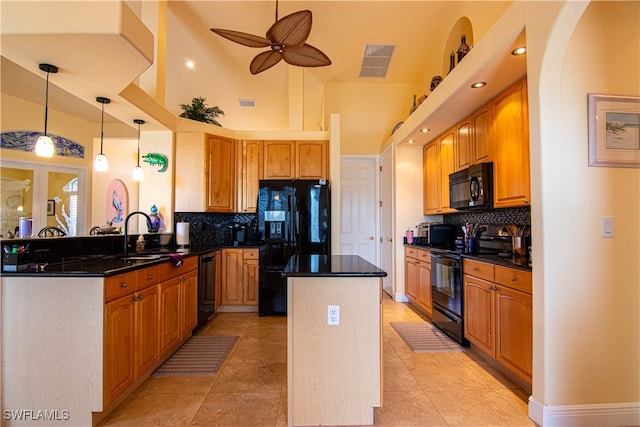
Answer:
(257, 179, 330, 316)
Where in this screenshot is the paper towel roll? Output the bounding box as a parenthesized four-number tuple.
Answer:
(176, 222, 190, 246)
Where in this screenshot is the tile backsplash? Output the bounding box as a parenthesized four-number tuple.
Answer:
(174, 212, 258, 247)
(442, 206, 531, 227)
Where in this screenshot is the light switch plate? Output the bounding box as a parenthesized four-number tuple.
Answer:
(601, 216, 614, 238)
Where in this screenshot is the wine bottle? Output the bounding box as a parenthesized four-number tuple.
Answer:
(457, 34, 471, 62)
(448, 51, 456, 74)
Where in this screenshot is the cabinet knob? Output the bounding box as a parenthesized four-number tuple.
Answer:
(510, 276, 517, 282)
(138, 295, 143, 300)
(147, 275, 153, 280)
(121, 282, 127, 288)
(473, 267, 479, 271)
(132, 295, 138, 302)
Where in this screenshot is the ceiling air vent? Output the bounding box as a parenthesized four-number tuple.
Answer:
(359, 44, 395, 78)
(238, 99, 256, 107)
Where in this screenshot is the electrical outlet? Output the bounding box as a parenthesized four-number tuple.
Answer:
(327, 305, 340, 326)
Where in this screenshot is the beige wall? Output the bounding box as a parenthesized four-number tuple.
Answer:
(325, 82, 415, 155)
(538, 0, 640, 406)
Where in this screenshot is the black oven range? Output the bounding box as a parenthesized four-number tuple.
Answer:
(430, 248, 469, 346)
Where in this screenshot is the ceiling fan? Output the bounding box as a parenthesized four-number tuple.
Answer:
(210, 1, 331, 75)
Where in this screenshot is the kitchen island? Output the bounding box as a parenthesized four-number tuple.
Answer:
(283, 254, 386, 427)
(1, 252, 200, 427)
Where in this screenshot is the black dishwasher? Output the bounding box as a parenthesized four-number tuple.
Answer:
(198, 251, 218, 327)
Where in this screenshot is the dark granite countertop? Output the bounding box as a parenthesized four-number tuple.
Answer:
(404, 243, 531, 271)
(283, 254, 387, 277)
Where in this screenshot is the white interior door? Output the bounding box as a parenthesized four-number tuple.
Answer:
(340, 156, 378, 265)
(379, 147, 394, 297)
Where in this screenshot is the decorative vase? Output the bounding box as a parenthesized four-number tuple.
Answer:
(149, 204, 162, 232)
(448, 51, 456, 74)
(430, 75, 443, 92)
(457, 34, 471, 62)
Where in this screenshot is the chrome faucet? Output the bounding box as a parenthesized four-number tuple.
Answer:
(123, 211, 153, 255)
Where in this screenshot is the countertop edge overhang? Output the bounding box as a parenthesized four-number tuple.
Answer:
(0, 245, 227, 278)
(404, 243, 532, 272)
(282, 254, 387, 278)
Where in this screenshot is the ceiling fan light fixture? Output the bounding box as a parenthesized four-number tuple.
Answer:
(35, 63, 59, 158)
(211, 5, 330, 75)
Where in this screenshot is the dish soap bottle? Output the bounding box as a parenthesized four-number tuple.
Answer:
(136, 234, 146, 253)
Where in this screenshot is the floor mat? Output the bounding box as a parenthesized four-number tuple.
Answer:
(389, 322, 465, 353)
(152, 335, 238, 377)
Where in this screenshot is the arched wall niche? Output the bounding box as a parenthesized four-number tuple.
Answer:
(442, 17, 474, 76)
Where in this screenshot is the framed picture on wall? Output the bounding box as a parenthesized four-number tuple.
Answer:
(588, 93, 640, 168)
(47, 199, 55, 216)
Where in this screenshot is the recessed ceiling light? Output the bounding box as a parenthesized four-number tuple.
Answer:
(186, 60, 195, 69)
(407, 139, 415, 144)
(511, 46, 526, 56)
(420, 128, 430, 133)
(471, 81, 486, 89)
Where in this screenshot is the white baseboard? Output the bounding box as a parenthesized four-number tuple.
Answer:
(394, 292, 409, 302)
(529, 397, 640, 426)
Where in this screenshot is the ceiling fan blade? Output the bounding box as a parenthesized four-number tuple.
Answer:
(282, 44, 331, 68)
(250, 50, 283, 74)
(210, 28, 271, 48)
(266, 10, 312, 47)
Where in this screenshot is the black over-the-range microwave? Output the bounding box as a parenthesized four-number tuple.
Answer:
(449, 162, 494, 210)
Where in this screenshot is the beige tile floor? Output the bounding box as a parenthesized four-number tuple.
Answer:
(99, 295, 535, 427)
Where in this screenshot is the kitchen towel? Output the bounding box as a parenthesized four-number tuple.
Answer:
(176, 222, 190, 246)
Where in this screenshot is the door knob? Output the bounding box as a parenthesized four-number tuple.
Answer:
(368, 236, 374, 240)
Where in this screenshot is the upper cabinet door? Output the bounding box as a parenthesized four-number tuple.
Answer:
(296, 141, 328, 179)
(455, 118, 472, 172)
(264, 141, 296, 179)
(492, 78, 530, 208)
(472, 103, 492, 164)
(241, 140, 263, 213)
(206, 137, 236, 212)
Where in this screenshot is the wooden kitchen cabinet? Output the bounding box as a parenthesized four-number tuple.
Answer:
(404, 248, 419, 300)
(264, 141, 296, 179)
(175, 133, 236, 212)
(472, 103, 492, 164)
(221, 248, 259, 306)
(296, 140, 328, 179)
(463, 258, 532, 385)
(206, 136, 236, 212)
(492, 78, 530, 208)
(158, 257, 199, 354)
(158, 276, 181, 355)
(456, 103, 493, 171)
(423, 128, 455, 215)
(240, 140, 263, 213)
(404, 247, 432, 316)
(104, 266, 160, 406)
(263, 140, 329, 180)
(104, 291, 136, 406)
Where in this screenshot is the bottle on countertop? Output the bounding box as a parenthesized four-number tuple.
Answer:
(136, 234, 146, 253)
(406, 229, 414, 244)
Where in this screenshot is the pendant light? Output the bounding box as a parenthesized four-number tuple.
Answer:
(34, 63, 59, 157)
(132, 119, 145, 181)
(94, 97, 111, 172)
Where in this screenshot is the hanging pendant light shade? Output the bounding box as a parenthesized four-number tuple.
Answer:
(132, 119, 145, 181)
(94, 97, 111, 172)
(35, 63, 59, 157)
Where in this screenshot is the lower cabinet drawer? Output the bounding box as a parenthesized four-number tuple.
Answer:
(105, 271, 138, 302)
